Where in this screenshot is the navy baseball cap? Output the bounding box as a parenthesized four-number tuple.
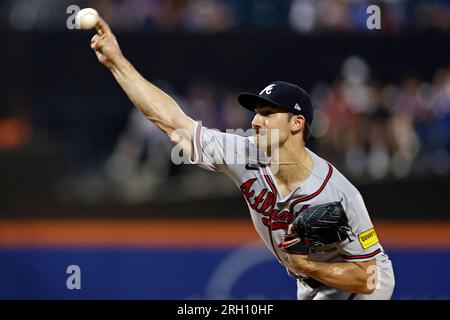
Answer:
(238, 81, 313, 126)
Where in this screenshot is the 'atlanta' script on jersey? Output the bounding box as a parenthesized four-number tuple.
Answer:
(240, 178, 309, 230)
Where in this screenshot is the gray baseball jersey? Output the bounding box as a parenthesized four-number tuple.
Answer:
(189, 121, 395, 300)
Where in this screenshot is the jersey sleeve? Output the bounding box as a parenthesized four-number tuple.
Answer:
(337, 193, 383, 262)
(189, 121, 252, 172)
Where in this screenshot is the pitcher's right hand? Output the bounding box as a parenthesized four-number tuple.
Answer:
(90, 17, 123, 69)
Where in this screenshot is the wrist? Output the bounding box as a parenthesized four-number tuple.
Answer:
(109, 52, 127, 71)
(110, 54, 132, 77)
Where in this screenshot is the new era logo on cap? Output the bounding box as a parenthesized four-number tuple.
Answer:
(237, 81, 314, 126)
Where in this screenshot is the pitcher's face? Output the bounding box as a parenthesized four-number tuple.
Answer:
(251, 105, 291, 153)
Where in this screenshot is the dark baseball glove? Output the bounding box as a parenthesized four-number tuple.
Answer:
(279, 201, 353, 255)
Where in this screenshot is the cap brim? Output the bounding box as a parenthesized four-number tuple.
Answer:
(237, 93, 284, 113)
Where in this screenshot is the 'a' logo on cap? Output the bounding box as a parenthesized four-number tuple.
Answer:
(260, 84, 275, 95)
(294, 103, 301, 111)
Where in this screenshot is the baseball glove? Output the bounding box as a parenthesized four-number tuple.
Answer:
(279, 201, 353, 255)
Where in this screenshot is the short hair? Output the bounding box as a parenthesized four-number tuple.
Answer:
(302, 122, 311, 143)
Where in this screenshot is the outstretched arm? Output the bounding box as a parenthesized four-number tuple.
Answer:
(90, 17, 195, 158)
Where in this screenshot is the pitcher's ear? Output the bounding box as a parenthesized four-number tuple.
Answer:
(290, 114, 305, 132)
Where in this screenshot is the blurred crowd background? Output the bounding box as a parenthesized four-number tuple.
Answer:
(0, 0, 449, 208)
(2, 0, 450, 33)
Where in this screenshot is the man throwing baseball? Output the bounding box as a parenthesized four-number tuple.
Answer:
(90, 17, 395, 300)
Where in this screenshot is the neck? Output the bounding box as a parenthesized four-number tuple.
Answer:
(270, 141, 312, 186)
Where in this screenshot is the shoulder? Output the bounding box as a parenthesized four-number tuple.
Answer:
(308, 149, 360, 201)
(329, 165, 360, 198)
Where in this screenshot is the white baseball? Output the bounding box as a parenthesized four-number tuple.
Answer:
(75, 8, 99, 30)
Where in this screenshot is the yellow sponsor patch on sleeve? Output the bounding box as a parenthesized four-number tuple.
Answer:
(358, 228, 379, 249)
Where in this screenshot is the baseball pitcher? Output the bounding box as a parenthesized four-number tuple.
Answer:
(89, 17, 395, 300)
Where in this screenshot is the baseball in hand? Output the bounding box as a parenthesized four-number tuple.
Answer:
(75, 8, 99, 30)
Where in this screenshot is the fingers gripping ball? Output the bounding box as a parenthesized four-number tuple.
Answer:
(280, 201, 354, 255)
(75, 8, 99, 30)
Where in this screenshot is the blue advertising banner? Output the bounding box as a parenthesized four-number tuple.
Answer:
(0, 245, 448, 300)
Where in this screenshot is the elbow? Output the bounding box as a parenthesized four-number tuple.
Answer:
(357, 284, 376, 295)
(352, 259, 378, 295)
(353, 273, 376, 295)
(144, 113, 186, 139)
